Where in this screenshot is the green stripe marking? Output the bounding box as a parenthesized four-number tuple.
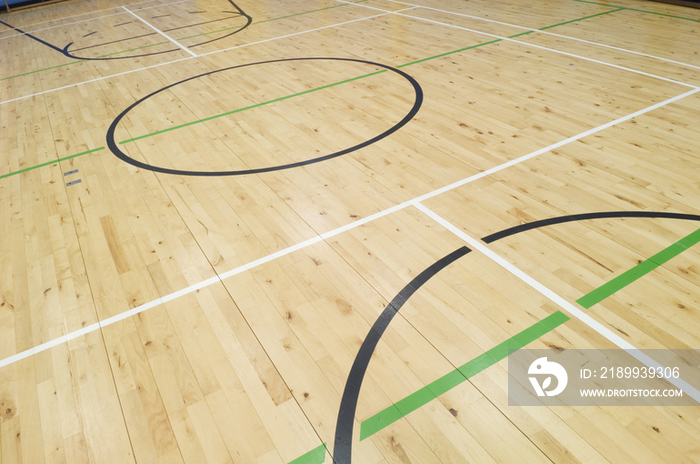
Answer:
(577, 228, 700, 308)
(359, 311, 569, 440)
(287, 443, 326, 464)
(119, 70, 387, 145)
(570, 0, 700, 22)
(1, 60, 85, 82)
(0, 147, 104, 180)
(539, 8, 624, 30)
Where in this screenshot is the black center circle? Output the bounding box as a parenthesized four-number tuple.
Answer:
(106, 57, 423, 176)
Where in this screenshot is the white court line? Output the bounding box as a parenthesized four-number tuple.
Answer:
(0, 87, 696, 369)
(0, 10, 400, 105)
(413, 202, 700, 403)
(122, 6, 197, 57)
(384, 0, 700, 72)
(336, 0, 699, 89)
(0, 0, 192, 42)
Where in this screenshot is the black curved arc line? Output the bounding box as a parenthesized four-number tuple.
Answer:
(106, 57, 423, 177)
(331, 210, 700, 463)
(1, 0, 251, 61)
(482, 211, 700, 243)
(332, 246, 471, 464)
(188, 1, 252, 48)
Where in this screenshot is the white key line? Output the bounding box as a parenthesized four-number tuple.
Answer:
(0, 87, 696, 369)
(336, 0, 699, 89)
(0, 10, 399, 105)
(383, 0, 700, 72)
(413, 202, 700, 404)
(122, 6, 197, 57)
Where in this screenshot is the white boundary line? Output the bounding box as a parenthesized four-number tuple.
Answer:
(0, 0, 192, 42)
(413, 202, 700, 403)
(122, 6, 197, 57)
(335, 0, 699, 89)
(0, 10, 401, 105)
(383, 0, 700, 72)
(1, 87, 696, 369)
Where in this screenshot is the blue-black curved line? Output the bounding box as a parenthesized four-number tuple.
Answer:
(188, 1, 252, 48)
(332, 210, 700, 463)
(332, 246, 471, 464)
(482, 211, 700, 243)
(0, 0, 250, 61)
(106, 57, 423, 177)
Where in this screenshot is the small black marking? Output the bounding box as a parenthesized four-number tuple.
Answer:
(82, 31, 97, 38)
(189, 10, 206, 14)
(64, 169, 79, 176)
(151, 14, 171, 19)
(66, 179, 82, 186)
(449, 408, 458, 417)
(113, 21, 132, 27)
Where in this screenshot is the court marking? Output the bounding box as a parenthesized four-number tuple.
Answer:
(360, 311, 570, 440)
(0, 5, 689, 179)
(107, 57, 422, 176)
(0, 0, 363, 81)
(412, 202, 700, 403)
(122, 6, 197, 56)
(0, 0, 193, 40)
(0, 147, 105, 180)
(570, 0, 700, 22)
(0, 86, 696, 368)
(384, 0, 700, 72)
(338, 0, 699, 89)
(288, 443, 327, 464)
(0, 10, 402, 104)
(334, 246, 471, 464)
(577, 227, 700, 308)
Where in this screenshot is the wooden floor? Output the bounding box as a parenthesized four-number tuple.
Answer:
(2, 0, 700, 462)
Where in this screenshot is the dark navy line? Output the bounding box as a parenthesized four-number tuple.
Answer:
(70, 32, 158, 52)
(113, 21, 132, 27)
(189, 10, 206, 14)
(162, 15, 240, 33)
(333, 247, 471, 464)
(482, 211, 700, 243)
(0, 19, 68, 54)
(83, 31, 97, 38)
(151, 14, 171, 19)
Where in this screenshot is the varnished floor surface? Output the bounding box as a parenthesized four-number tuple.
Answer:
(2, 0, 700, 462)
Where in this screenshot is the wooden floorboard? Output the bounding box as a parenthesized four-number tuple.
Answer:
(2, 0, 700, 462)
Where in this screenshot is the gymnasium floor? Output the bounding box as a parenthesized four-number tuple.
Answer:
(1, 0, 700, 462)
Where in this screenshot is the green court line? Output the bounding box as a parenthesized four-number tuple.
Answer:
(287, 443, 327, 464)
(1, 60, 84, 82)
(3, 7, 629, 174)
(570, 0, 700, 22)
(123, 6, 622, 144)
(576, 227, 700, 308)
(118, 70, 387, 145)
(359, 311, 570, 440)
(0, 147, 105, 180)
(539, 8, 625, 29)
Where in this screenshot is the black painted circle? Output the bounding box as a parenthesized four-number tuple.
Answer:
(106, 57, 423, 176)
